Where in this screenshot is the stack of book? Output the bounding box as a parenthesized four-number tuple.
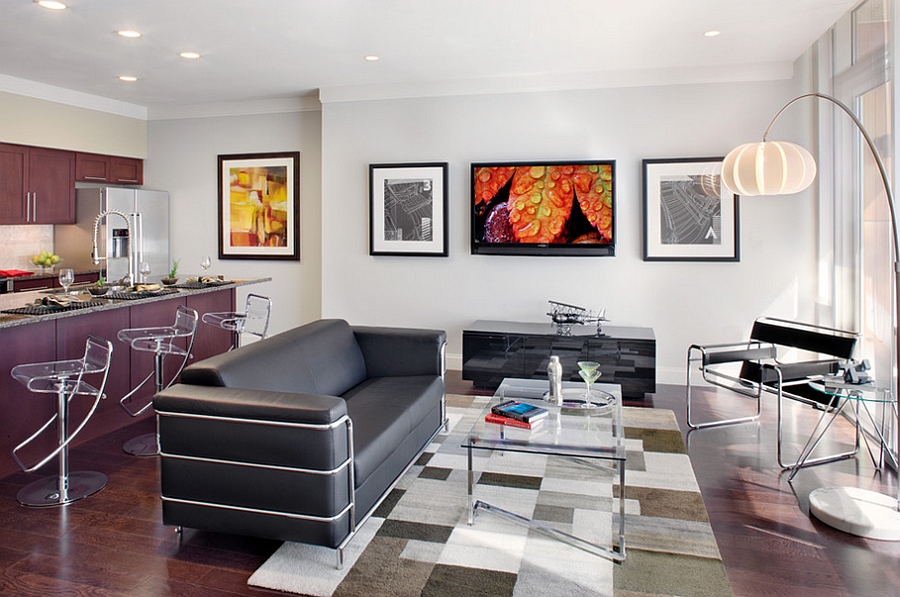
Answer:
(485, 400, 550, 429)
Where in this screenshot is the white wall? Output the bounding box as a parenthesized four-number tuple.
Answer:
(321, 79, 818, 383)
(146, 109, 323, 334)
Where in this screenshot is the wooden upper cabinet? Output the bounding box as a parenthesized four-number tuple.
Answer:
(76, 152, 143, 185)
(0, 143, 75, 225)
(29, 146, 76, 224)
(75, 152, 110, 182)
(110, 156, 143, 184)
(0, 144, 29, 224)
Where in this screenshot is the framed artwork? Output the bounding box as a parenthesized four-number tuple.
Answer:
(642, 157, 740, 262)
(218, 151, 300, 260)
(369, 162, 449, 256)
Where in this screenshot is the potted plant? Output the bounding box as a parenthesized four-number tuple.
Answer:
(162, 259, 180, 285)
(88, 276, 109, 295)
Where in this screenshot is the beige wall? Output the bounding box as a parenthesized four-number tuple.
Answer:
(0, 91, 147, 157)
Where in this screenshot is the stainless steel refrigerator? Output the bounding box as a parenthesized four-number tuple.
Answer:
(55, 187, 170, 284)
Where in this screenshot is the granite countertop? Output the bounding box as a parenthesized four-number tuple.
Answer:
(0, 277, 271, 329)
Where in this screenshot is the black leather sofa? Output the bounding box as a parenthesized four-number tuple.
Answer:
(152, 319, 446, 565)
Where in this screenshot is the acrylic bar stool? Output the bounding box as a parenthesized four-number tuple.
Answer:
(201, 293, 272, 350)
(118, 305, 198, 456)
(11, 335, 113, 507)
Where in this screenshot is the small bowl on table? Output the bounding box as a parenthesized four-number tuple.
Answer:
(87, 285, 109, 296)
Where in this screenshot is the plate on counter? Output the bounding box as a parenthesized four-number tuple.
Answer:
(106, 288, 180, 300)
(2, 297, 107, 315)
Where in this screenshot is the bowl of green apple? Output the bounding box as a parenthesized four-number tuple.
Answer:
(31, 251, 61, 273)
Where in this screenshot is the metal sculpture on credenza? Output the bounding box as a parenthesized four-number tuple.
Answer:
(546, 300, 608, 335)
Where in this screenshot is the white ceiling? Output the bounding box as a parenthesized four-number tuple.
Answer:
(0, 0, 860, 119)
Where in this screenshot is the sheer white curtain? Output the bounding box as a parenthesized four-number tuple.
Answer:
(822, 0, 896, 461)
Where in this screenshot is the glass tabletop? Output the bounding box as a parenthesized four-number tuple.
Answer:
(808, 377, 894, 403)
(464, 378, 625, 461)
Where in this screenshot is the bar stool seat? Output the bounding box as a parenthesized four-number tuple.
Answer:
(201, 293, 272, 350)
(118, 305, 198, 456)
(11, 335, 113, 507)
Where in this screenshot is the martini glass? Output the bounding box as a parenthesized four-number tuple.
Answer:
(577, 361, 602, 408)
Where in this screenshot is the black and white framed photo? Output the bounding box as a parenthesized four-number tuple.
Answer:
(642, 157, 740, 262)
(369, 162, 449, 256)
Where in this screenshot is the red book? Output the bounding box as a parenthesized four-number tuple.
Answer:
(484, 412, 536, 429)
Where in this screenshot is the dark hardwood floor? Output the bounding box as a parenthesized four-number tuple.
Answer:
(0, 373, 897, 596)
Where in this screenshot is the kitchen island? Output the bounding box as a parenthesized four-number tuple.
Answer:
(0, 278, 270, 478)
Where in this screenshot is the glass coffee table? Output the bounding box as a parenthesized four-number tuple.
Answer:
(463, 377, 626, 562)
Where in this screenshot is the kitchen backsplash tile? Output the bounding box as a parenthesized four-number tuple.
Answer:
(0, 225, 54, 270)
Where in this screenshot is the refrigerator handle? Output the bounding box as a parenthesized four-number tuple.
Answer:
(132, 212, 144, 283)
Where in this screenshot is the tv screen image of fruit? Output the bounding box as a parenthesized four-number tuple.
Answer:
(471, 160, 615, 256)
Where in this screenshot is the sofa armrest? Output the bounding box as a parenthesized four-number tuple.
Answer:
(154, 384, 347, 425)
(352, 326, 447, 378)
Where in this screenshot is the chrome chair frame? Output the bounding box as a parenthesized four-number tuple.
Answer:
(686, 317, 860, 473)
(11, 335, 113, 506)
(117, 305, 198, 455)
(201, 293, 272, 350)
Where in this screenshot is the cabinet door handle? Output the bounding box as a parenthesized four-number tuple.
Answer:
(26, 192, 31, 221)
(32, 193, 37, 222)
(118, 178, 139, 183)
(83, 176, 106, 181)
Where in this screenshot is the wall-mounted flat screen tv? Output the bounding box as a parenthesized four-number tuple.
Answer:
(471, 160, 615, 256)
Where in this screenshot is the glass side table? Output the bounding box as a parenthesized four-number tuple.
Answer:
(805, 378, 900, 540)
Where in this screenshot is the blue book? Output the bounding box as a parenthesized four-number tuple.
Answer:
(491, 400, 550, 423)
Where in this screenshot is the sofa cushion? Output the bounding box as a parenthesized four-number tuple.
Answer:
(343, 375, 444, 487)
(182, 319, 368, 397)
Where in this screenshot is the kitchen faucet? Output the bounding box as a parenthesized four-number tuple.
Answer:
(91, 210, 139, 285)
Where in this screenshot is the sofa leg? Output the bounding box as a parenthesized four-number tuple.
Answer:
(336, 546, 344, 570)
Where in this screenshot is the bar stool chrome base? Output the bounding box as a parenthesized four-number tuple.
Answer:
(17, 470, 107, 507)
(123, 433, 158, 456)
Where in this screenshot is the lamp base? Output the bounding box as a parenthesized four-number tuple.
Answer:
(809, 486, 900, 540)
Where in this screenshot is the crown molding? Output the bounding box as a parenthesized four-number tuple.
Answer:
(0, 73, 148, 120)
(319, 61, 794, 103)
(147, 94, 321, 120)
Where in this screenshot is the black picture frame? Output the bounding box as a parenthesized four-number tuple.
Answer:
(217, 151, 301, 261)
(369, 162, 449, 257)
(642, 157, 740, 262)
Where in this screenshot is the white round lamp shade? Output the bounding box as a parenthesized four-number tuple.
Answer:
(722, 141, 817, 196)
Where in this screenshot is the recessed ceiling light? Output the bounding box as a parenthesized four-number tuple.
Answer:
(118, 75, 138, 82)
(704, 30, 721, 37)
(117, 30, 142, 38)
(364, 55, 380, 62)
(179, 51, 201, 59)
(36, 1, 67, 9)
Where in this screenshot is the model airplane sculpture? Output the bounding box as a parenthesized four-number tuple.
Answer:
(547, 301, 609, 335)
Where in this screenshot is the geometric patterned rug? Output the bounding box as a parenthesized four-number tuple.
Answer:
(248, 394, 734, 597)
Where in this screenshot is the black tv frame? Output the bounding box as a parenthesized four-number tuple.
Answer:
(470, 160, 616, 257)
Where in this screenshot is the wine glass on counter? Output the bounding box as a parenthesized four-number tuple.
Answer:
(200, 255, 211, 277)
(139, 261, 151, 283)
(58, 268, 74, 294)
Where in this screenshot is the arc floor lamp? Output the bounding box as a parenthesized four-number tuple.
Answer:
(722, 92, 900, 540)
